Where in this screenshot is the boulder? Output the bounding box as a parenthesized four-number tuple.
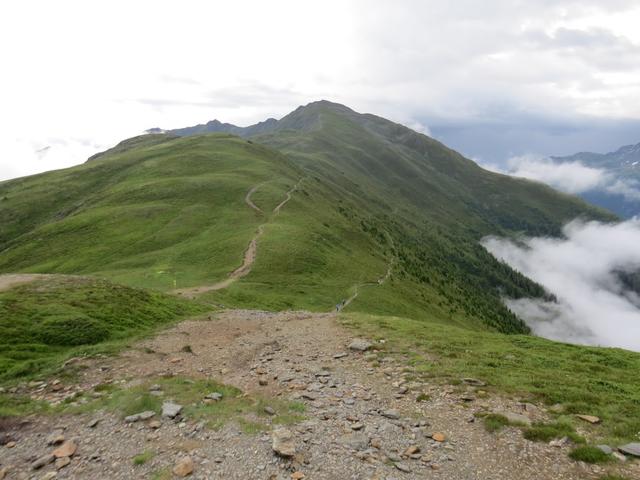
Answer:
(272, 427, 296, 457)
(162, 401, 183, 419)
(339, 432, 369, 451)
(348, 339, 372, 351)
(124, 411, 155, 423)
(52, 440, 77, 458)
(619, 442, 640, 457)
(172, 456, 194, 477)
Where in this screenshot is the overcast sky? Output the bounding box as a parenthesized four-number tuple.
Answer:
(2, 0, 640, 180)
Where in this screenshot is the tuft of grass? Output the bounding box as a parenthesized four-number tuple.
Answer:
(568, 446, 612, 464)
(523, 421, 585, 444)
(416, 393, 430, 402)
(150, 467, 172, 480)
(132, 450, 155, 465)
(483, 414, 511, 433)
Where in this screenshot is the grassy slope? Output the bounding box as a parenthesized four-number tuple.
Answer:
(0, 275, 207, 382)
(343, 312, 640, 445)
(0, 102, 616, 333)
(0, 134, 301, 290)
(253, 101, 615, 332)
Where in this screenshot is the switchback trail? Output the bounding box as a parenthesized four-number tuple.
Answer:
(1, 308, 625, 479)
(173, 179, 303, 298)
(337, 256, 395, 312)
(244, 183, 265, 214)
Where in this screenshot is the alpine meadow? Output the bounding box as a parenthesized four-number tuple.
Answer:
(3, 2, 640, 477)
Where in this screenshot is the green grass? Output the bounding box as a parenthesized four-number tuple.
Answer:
(342, 312, 640, 444)
(569, 445, 612, 464)
(523, 421, 585, 443)
(0, 276, 208, 383)
(132, 450, 155, 465)
(483, 414, 511, 432)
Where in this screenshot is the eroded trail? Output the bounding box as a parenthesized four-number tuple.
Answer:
(1, 309, 621, 480)
(173, 179, 302, 298)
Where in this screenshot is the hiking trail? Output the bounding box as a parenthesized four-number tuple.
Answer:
(172, 179, 302, 298)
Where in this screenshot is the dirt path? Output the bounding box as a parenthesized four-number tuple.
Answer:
(244, 183, 265, 214)
(338, 257, 394, 311)
(2, 310, 629, 479)
(0, 273, 52, 292)
(273, 178, 303, 215)
(173, 179, 302, 298)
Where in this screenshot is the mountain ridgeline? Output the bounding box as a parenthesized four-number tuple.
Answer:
(0, 101, 613, 334)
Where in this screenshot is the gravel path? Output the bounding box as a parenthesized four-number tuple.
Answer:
(2, 310, 635, 479)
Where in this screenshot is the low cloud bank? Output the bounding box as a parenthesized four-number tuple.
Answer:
(482, 219, 640, 351)
(480, 155, 640, 202)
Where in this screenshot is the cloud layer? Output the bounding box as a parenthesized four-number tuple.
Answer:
(481, 155, 640, 202)
(482, 219, 640, 351)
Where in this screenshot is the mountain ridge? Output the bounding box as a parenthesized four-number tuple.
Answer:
(0, 101, 614, 335)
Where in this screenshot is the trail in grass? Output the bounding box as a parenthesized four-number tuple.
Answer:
(0, 273, 53, 292)
(337, 258, 394, 312)
(173, 179, 302, 298)
(273, 178, 302, 215)
(244, 183, 265, 214)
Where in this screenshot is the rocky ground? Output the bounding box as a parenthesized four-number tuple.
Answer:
(1, 310, 638, 479)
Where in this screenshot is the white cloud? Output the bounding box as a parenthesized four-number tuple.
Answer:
(506, 155, 607, 193)
(1, 1, 640, 180)
(482, 219, 640, 351)
(481, 154, 640, 201)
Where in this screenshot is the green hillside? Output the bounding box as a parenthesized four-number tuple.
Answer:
(0, 102, 614, 334)
(0, 275, 206, 382)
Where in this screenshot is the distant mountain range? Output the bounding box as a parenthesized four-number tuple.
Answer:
(552, 143, 640, 218)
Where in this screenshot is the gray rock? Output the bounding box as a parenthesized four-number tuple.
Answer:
(205, 392, 223, 401)
(498, 412, 532, 426)
(348, 338, 372, 351)
(31, 454, 54, 470)
(86, 417, 100, 428)
(47, 429, 65, 446)
(395, 462, 412, 473)
(162, 401, 183, 419)
(596, 445, 613, 455)
(264, 406, 276, 415)
(381, 409, 400, 420)
(612, 451, 627, 462)
(272, 427, 296, 457)
(340, 432, 369, 451)
(333, 352, 348, 359)
(124, 410, 156, 423)
(618, 442, 640, 457)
